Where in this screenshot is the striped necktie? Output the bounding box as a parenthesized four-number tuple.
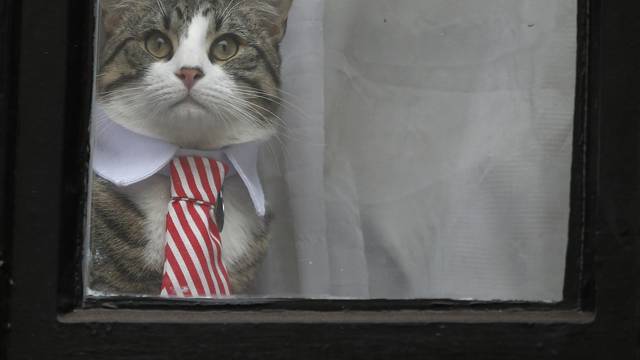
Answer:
(160, 156, 231, 297)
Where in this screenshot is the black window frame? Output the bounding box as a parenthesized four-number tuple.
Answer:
(2, 0, 639, 358)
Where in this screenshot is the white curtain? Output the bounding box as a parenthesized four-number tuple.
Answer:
(255, 0, 577, 301)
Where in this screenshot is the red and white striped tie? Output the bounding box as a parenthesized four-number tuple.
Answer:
(160, 156, 231, 298)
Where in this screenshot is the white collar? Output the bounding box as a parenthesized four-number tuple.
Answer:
(91, 105, 266, 216)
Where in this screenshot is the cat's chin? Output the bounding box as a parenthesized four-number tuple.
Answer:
(100, 101, 275, 150)
(169, 97, 209, 117)
(161, 110, 275, 149)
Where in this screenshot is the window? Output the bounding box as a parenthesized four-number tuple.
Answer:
(3, 0, 639, 358)
(87, 0, 579, 302)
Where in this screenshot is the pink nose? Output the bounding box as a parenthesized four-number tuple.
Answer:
(175, 67, 204, 90)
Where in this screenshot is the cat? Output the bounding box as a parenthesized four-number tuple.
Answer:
(88, 0, 292, 296)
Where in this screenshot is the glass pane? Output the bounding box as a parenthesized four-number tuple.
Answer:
(86, 0, 577, 301)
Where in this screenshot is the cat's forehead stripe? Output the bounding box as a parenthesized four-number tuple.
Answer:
(183, 13, 209, 41)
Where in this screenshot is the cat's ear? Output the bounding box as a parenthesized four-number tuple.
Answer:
(267, 0, 293, 44)
(100, 0, 127, 39)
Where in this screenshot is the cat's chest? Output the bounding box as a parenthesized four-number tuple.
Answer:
(118, 174, 260, 273)
(118, 175, 171, 271)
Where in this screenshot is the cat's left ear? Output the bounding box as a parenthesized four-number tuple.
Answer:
(267, 0, 293, 44)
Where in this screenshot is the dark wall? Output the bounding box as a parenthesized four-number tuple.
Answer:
(0, 0, 17, 359)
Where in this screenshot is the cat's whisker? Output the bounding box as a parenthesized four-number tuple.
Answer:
(198, 89, 266, 126)
(224, 91, 282, 123)
(204, 95, 263, 131)
(221, 0, 248, 23)
(223, 94, 304, 142)
(208, 88, 318, 145)
(230, 87, 313, 124)
(100, 86, 153, 97)
(219, 0, 238, 23)
(232, 84, 310, 107)
(155, 0, 168, 18)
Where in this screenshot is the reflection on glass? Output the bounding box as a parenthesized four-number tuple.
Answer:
(86, 0, 577, 301)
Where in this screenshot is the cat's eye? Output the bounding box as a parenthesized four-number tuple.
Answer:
(209, 34, 239, 62)
(144, 31, 173, 59)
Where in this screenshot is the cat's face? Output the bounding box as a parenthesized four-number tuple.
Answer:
(97, 0, 292, 148)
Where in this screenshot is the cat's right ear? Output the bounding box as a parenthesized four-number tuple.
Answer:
(99, 0, 126, 40)
(267, 0, 293, 44)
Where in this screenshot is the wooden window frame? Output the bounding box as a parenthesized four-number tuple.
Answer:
(2, 0, 639, 358)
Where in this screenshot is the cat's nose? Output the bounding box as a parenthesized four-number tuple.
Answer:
(175, 67, 204, 90)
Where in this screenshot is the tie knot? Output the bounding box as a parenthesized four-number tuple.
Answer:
(169, 156, 229, 204)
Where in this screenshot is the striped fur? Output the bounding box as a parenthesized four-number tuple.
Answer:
(89, 0, 290, 296)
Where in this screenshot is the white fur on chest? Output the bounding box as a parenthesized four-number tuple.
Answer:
(120, 174, 262, 273)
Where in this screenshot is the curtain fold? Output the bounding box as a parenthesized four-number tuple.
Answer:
(256, 0, 577, 301)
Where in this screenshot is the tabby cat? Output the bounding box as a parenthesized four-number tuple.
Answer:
(89, 0, 292, 296)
